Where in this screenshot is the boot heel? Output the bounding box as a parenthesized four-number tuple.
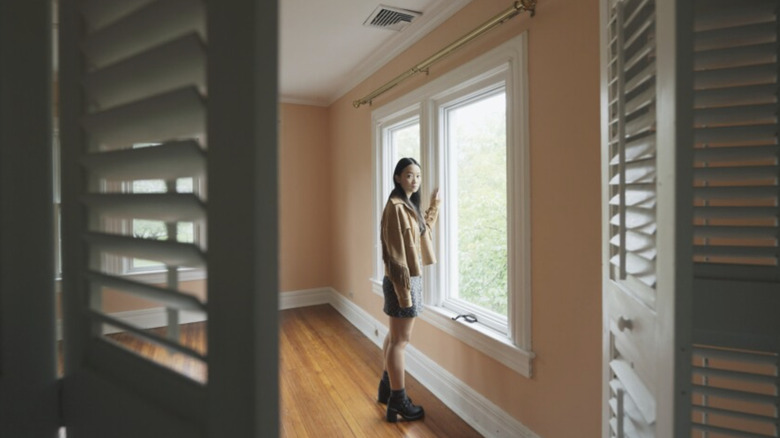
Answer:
(386, 409, 398, 423)
(385, 389, 424, 422)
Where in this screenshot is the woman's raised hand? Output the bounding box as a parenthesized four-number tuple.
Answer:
(431, 187, 441, 203)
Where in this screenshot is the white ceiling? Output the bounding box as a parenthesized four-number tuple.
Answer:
(279, 0, 472, 106)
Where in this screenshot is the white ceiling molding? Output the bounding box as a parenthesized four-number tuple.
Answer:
(328, 0, 471, 106)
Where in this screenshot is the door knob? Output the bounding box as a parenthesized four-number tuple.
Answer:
(617, 316, 633, 332)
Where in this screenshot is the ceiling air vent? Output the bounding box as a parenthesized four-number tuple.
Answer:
(363, 5, 421, 31)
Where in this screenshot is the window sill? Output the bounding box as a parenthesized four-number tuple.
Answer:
(370, 278, 534, 377)
(56, 268, 206, 286)
(122, 268, 206, 285)
(370, 277, 383, 296)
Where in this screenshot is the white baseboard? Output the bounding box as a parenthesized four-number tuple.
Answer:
(101, 308, 206, 335)
(279, 287, 332, 310)
(328, 290, 538, 438)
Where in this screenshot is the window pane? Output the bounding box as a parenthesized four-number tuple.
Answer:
(176, 177, 194, 193)
(132, 219, 166, 269)
(133, 179, 165, 193)
(129, 177, 195, 271)
(177, 222, 194, 243)
(447, 91, 507, 316)
(391, 121, 420, 164)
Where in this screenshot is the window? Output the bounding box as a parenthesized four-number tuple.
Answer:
(440, 89, 508, 333)
(388, 116, 421, 163)
(371, 34, 532, 376)
(127, 176, 197, 273)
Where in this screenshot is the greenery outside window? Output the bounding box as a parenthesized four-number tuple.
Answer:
(439, 88, 508, 334)
(126, 176, 197, 273)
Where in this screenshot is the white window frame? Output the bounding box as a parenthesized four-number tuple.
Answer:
(370, 33, 533, 376)
(434, 84, 511, 335)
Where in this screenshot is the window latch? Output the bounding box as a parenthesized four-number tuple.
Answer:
(452, 313, 478, 323)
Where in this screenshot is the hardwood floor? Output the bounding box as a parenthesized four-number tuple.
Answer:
(279, 305, 482, 438)
(63, 305, 482, 437)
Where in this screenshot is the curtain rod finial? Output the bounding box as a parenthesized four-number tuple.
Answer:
(518, 0, 537, 16)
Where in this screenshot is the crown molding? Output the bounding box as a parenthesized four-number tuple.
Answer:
(327, 0, 472, 106)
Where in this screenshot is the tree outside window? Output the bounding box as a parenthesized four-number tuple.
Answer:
(444, 91, 507, 319)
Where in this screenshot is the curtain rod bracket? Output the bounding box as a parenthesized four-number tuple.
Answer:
(353, 0, 536, 108)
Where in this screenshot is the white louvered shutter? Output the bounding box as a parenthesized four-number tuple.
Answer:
(603, 0, 659, 436)
(59, 0, 279, 436)
(65, 0, 208, 377)
(690, 1, 780, 436)
(604, 0, 780, 436)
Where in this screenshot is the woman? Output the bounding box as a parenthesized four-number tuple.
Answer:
(377, 157, 440, 422)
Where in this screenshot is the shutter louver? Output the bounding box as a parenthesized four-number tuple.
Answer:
(607, 0, 658, 293)
(81, 0, 206, 69)
(691, 346, 779, 438)
(692, 0, 780, 277)
(607, 340, 657, 437)
(84, 32, 207, 111)
(76, 0, 208, 380)
(690, 3, 780, 438)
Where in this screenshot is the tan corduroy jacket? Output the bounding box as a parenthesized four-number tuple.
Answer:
(380, 195, 441, 308)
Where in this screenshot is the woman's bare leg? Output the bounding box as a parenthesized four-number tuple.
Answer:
(385, 316, 416, 390)
(382, 333, 390, 372)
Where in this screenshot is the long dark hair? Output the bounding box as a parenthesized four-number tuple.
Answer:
(390, 157, 426, 235)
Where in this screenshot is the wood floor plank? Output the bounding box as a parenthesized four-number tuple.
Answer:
(65, 304, 483, 437)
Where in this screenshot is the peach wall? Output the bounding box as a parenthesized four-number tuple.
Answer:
(278, 103, 333, 292)
(328, 0, 602, 436)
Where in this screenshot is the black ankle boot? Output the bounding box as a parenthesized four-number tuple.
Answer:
(377, 371, 390, 404)
(386, 388, 424, 422)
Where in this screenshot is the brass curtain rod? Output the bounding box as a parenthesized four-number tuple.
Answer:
(352, 0, 537, 108)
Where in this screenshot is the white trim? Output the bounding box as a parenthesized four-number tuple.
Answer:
(56, 267, 207, 284)
(435, 80, 513, 335)
(421, 306, 534, 377)
(278, 95, 329, 107)
(121, 267, 207, 284)
(101, 308, 207, 335)
(279, 287, 333, 310)
(404, 337, 539, 438)
(328, 291, 538, 438)
(506, 32, 532, 353)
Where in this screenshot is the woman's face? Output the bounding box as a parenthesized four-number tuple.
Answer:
(395, 164, 421, 196)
